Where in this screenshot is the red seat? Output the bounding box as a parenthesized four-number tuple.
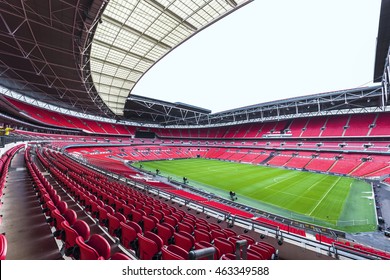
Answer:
(177, 221, 194, 234)
(247, 248, 267, 260)
(222, 228, 237, 238)
(131, 209, 146, 224)
(256, 241, 277, 256)
(156, 223, 175, 245)
(161, 245, 188, 260)
(120, 221, 142, 250)
(173, 231, 195, 252)
(151, 209, 164, 222)
(220, 253, 236, 260)
(194, 241, 220, 260)
(214, 237, 235, 256)
(122, 204, 135, 220)
(238, 234, 256, 245)
(195, 223, 209, 232)
(75, 234, 111, 260)
(51, 209, 77, 238)
(137, 231, 163, 260)
(249, 244, 273, 259)
(164, 215, 178, 228)
(211, 229, 227, 240)
(61, 220, 90, 257)
(194, 229, 212, 243)
(142, 215, 159, 233)
(57, 201, 68, 214)
(110, 252, 132, 260)
(0, 234, 7, 260)
(107, 212, 126, 237)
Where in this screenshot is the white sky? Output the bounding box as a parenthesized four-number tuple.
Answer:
(133, 0, 383, 113)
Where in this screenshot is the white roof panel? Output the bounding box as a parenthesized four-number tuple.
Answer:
(90, 0, 252, 115)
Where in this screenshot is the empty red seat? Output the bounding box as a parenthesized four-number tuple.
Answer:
(120, 221, 142, 250)
(131, 209, 146, 224)
(214, 237, 235, 256)
(156, 223, 175, 245)
(194, 229, 213, 243)
(177, 221, 194, 234)
(173, 231, 195, 252)
(194, 241, 221, 260)
(164, 215, 178, 228)
(195, 223, 209, 232)
(220, 253, 236, 260)
(161, 245, 188, 260)
(256, 241, 277, 256)
(238, 234, 256, 245)
(51, 209, 77, 238)
(107, 212, 126, 237)
(137, 231, 163, 260)
(122, 204, 135, 220)
(222, 228, 237, 238)
(249, 244, 273, 259)
(0, 234, 7, 260)
(57, 201, 68, 214)
(75, 234, 111, 260)
(211, 229, 227, 240)
(110, 252, 132, 260)
(142, 215, 159, 233)
(61, 220, 90, 257)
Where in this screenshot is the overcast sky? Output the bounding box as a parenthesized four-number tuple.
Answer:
(133, 0, 382, 113)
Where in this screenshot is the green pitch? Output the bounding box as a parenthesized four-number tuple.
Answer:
(132, 158, 377, 233)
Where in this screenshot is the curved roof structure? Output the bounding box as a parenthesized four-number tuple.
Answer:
(0, 0, 251, 120)
(90, 0, 252, 116)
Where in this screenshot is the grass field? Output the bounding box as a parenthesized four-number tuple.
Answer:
(132, 158, 377, 233)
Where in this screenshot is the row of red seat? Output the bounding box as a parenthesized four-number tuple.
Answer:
(6, 95, 390, 138)
(72, 144, 390, 178)
(334, 240, 390, 260)
(26, 147, 131, 260)
(40, 147, 277, 260)
(0, 144, 24, 260)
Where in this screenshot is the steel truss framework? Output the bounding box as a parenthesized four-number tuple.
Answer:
(0, 0, 116, 117)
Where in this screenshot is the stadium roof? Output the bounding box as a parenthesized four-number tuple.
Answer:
(374, 0, 390, 82)
(0, 0, 389, 128)
(0, 0, 252, 120)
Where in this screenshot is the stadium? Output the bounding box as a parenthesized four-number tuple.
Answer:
(0, 0, 389, 261)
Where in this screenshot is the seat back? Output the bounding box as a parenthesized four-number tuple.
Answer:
(137, 232, 162, 260)
(194, 229, 212, 243)
(57, 201, 68, 214)
(63, 209, 77, 226)
(156, 223, 175, 245)
(75, 236, 100, 260)
(120, 221, 141, 250)
(61, 221, 79, 250)
(249, 244, 273, 259)
(177, 221, 194, 234)
(164, 215, 178, 228)
(72, 220, 90, 241)
(86, 234, 111, 260)
(194, 241, 220, 260)
(0, 234, 7, 260)
(97, 205, 108, 226)
(142, 215, 158, 233)
(107, 213, 120, 236)
(238, 234, 256, 245)
(214, 237, 235, 256)
(110, 252, 132, 260)
(211, 229, 227, 240)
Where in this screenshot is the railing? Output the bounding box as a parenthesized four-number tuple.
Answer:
(60, 149, 386, 260)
